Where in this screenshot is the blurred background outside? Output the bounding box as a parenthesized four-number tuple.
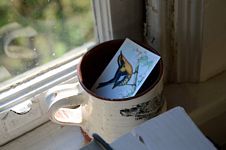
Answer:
(0, 0, 94, 83)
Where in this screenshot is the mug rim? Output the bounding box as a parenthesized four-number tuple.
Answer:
(77, 39, 163, 101)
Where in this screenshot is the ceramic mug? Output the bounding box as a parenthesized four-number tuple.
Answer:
(45, 39, 165, 143)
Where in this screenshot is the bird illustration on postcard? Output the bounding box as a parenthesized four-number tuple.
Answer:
(91, 38, 160, 99)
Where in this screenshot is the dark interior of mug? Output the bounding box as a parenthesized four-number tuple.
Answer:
(78, 39, 163, 99)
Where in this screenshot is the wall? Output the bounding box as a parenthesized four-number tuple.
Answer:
(110, 0, 144, 41)
(200, 0, 226, 81)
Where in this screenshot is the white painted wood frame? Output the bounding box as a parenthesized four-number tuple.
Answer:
(146, 0, 226, 83)
(0, 0, 145, 145)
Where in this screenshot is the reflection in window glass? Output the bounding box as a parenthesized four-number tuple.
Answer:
(0, 0, 94, 82)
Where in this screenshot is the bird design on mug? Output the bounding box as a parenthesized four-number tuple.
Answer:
(96, 51, 133, 89)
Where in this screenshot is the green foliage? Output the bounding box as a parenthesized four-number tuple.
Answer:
(0, 0, 94, 79)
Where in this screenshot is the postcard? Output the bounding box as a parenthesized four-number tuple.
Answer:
(91, 38, 160, 99)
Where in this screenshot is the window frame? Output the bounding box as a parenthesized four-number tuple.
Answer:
(0, 0, 144, 145)
(0, 0, 145, 114)
(0, 43, 93, 113)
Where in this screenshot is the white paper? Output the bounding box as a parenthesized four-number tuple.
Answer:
(91, 38, 160, 99)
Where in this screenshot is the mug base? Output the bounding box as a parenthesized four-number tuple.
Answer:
(80, 127, 92, 144)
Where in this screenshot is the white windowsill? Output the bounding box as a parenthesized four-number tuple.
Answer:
(1, 121, 85, 150)
(1, 71, 226, 149)
(164, 71, 226, 146)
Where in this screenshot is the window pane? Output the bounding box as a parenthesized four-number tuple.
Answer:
(0, 0, 94, 82)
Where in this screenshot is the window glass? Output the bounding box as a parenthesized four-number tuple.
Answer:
(0, 0, 94, 83)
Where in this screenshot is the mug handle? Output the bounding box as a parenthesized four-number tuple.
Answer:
(45, 82, 85, 126)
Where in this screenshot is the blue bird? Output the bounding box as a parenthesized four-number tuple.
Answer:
(96, 51, 133, 89)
